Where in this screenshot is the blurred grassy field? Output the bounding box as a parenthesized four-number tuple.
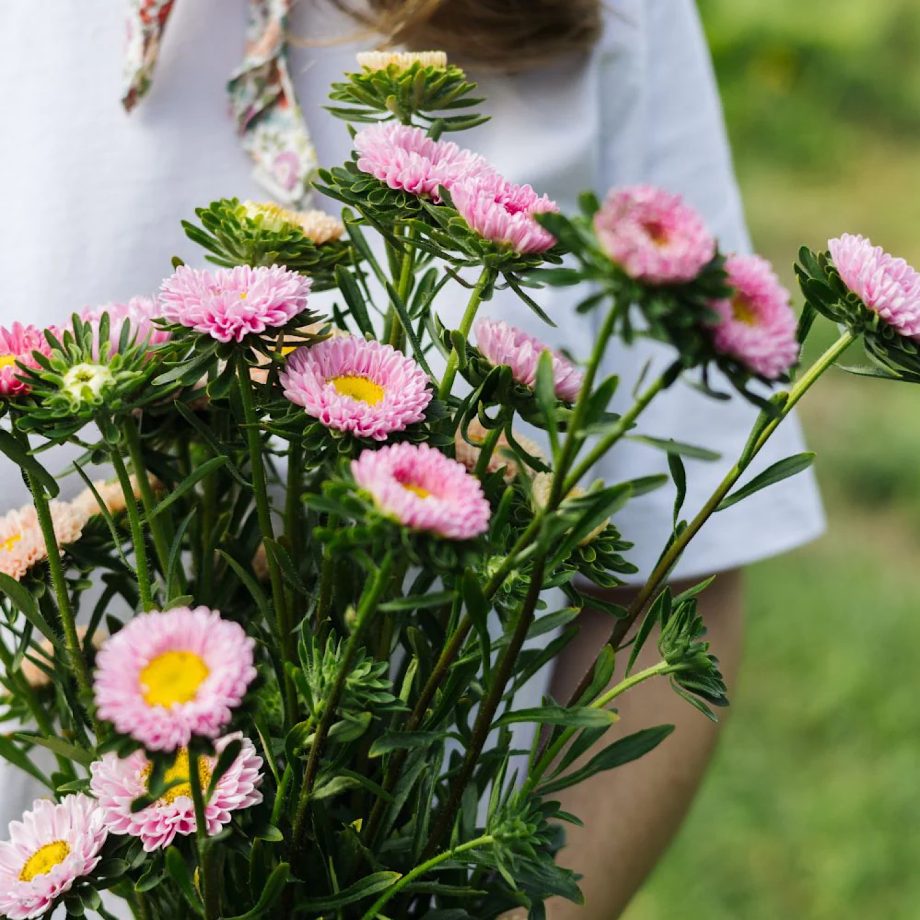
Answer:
(627, 3, 920, 918)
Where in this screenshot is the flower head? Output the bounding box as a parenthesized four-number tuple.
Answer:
(0, 324, 52, 397)
(474, 317, 583, 402)
(454, 418, 544, 484)
(59, 362, 115, 409)
(0, 795, 107, 920)
(357, 50, 448, 72)
(709, 254, 799, 379)
(159, 265, 312, 343)
(594, 185, 716, 284)
(90, 733, 263, 852)
(280, 336, 431, 440)
(241, 202, 344, 245)
(451, 173, 558, 254)
(354, 123, 488, 203)
(93, 606, 257, 751)
(828, 233, 920, 339)
(81, 296, 170, 355)
(0, 501, 86, 582)
(352, 442, 491, 540)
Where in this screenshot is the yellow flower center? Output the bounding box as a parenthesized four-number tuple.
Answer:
(140, 650, 210, 707)
(731, 294, 759, 326)
(280, 344, 298, 356)
(0, 354, 17, 369)
(402, 483, 431, 499)
(1, 532, 22, 553)
(144, 749, 212, 805)
(329, 375, 385, 405)
(19, 840, 70, 881)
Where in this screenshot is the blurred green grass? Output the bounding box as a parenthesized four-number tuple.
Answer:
(626, 4, 920, 918)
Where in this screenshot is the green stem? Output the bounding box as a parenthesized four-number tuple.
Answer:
(359, 834, 496, 920)
(122, 414, 176, 588)
(188, 751, 219, 920)
(567, 329, 856, 708)
(235, 360, 297, 724)
(562, 369, 671, 495)
(26, 470, 96, 716)
(438, 267, 495, 400)
(387, 234, 416, 349)
(110, 445, 155, 611)
(292, 553, 394, 848)
(525, 660, 675, 794)
(285, 441, 304, 563)
(423, 556, 546, 859)
(472, 422, 504, 480)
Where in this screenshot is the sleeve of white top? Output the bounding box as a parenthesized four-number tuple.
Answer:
(590, 0, 826, 582)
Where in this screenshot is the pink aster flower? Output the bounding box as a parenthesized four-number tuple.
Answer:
(709, 254, 799, 379)
(93, 606, 257, 751)
(280, 336, 431, 440)
(828, 233, 920, 339)
(81, 296, 171, 354)
(159, 265, 312, 343)
(0, 794, 107, 920)
(474, 317, 583, 402)
(593, 185, 716, 284)
(451, 173, 558, 254)
(0, 324, 52, 397)
(0, 501, 87, 582)
(354, 122, 489, 203)
(352, 442, 491, 540)
(90, 733, 263, 852)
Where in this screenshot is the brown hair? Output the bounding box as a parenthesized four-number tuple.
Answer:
(327, 0, 603, 72)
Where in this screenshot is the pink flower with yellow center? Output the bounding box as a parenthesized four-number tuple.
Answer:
(0, 795, 107, 920)
(93, 606, 257, 751)
(0, 501, 86, 582)
(451, 173, 559, 254)
(89, 733, 263, 852)
(280, 336, 432, 441)
(828, 233, 920, 339)
(352, 442, 491, 540)
(159, 265, 312, 343)
(593, 185, 716, 284)
(81, 296, 171, 354)
(354, 122, 489, 203)
(709, 254, 799, 379)
(0, 324, 51, 397)
(474, 317, 583, 402)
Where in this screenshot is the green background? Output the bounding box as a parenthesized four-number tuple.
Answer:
(627, 3, 920, 918)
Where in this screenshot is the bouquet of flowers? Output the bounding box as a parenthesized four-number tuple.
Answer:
(0, 52, 914, 919)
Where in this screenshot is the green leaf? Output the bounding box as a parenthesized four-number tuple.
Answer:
(149, 455, 228, 518)
(224, 863, 291, 920)
(537, 725, 675, 795)
(0, 736, 53, 789)
(668, 452, 687, 526)
(164, 847, 204, 915)
(368, 731, 447, 758)
(298, 871, 401, 912)
(15, 733, 94, 767)
(0, 573, 56, 642)
(628, 434, 721, 461)
(534, 349, 560, 457)
(495, 705, 617, 729)
(0, 430, 59, 497)
(716, 452, 815, 512)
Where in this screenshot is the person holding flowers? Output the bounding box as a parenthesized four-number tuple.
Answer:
(0, 1, 847, 918)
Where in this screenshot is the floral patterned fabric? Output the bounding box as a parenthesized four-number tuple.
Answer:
(122, 0, 318, 206)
